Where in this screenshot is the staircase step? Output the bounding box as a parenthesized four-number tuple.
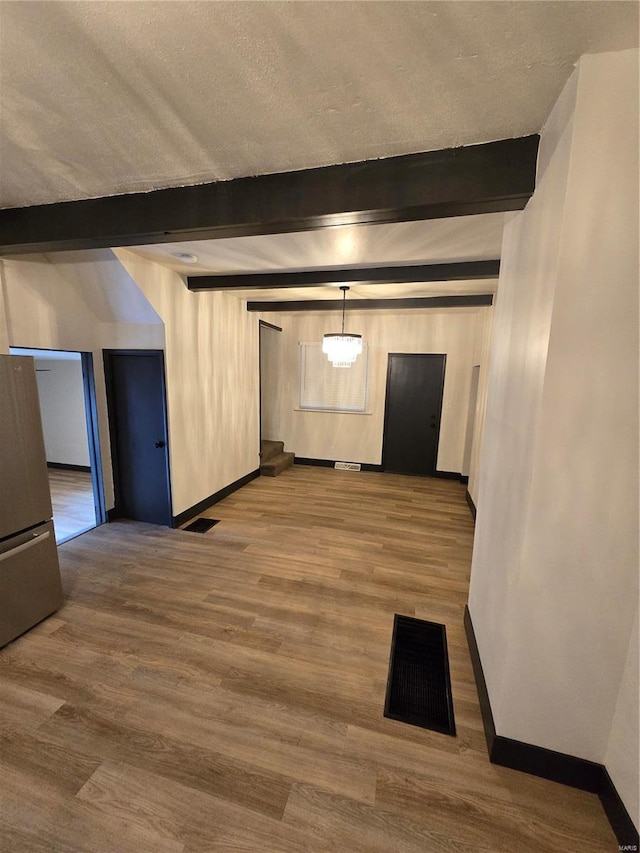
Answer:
(260, 451, 295, 477)
(260, 439, 284, 463)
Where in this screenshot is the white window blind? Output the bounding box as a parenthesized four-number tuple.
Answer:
(299, 342, 368, 412)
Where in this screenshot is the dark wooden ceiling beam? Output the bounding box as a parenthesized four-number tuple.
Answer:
(247, 294, 494, 312)
(0, 136, 538, 255)
(187, 259, 499, 291)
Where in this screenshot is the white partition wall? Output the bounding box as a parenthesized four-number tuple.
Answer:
(469, 49, 639, 826)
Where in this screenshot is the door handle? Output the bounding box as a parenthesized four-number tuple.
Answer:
(154, 440, 166, 449)
(0, 530, 50, 562)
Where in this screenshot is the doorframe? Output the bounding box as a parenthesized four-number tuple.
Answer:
(80, 352, 107, 525)
(258, 320, 282, 448)
(103, 349, 172, 526)
(382, 353, 447, 476)
(9, 344, 107, 527)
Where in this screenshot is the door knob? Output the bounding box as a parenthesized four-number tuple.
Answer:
(154, 440, 166, 449)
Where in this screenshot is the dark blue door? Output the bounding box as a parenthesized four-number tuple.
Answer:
(382, 354, 446, 476)
(106, 351, 172, 526)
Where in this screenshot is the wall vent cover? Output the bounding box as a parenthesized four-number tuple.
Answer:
(335, 462, 361, 471)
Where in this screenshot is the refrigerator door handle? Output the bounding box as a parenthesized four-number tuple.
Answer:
(0, 530, 51, 563)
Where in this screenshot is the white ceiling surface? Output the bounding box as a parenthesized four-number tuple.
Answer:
(130, 213, 505, 301)
(130, 212, 506, 300)
(1, 1, 637, 210)
(134, 214, 507, 273)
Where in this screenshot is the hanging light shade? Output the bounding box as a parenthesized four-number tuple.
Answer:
(322, 286, 363, 368)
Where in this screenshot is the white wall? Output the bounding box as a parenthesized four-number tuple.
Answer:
(469, 49, 638, 825)
(258, 307, 491, 473)
(33, 355, 90, 466)
(114, 250, 260, 517)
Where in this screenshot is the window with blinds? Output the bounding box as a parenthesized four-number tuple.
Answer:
(299, 342, 369, 412)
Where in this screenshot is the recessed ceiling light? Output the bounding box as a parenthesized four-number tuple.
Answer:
(170, 252, 199, 264)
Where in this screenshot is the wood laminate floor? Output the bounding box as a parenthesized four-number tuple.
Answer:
(0, 467, 617, 852)
(48, 468, 96, 543)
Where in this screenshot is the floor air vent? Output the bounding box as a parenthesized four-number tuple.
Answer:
(334, 462, 361, 471)
(384, 614, 456, 736)
(183, 518, 220, 534)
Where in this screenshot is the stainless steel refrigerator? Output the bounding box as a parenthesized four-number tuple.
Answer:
(0, 354, 63, 647)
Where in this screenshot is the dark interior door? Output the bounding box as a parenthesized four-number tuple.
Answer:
(382, 354, 446, 476)
(105, 351, 172, 525)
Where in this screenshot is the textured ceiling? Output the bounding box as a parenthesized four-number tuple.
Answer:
(0, 0, 637, 210)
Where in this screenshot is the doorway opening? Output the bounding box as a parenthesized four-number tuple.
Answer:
(259, 320, 283, 447)
(9, 347, 106, 543)
(462, 365, 480, 478)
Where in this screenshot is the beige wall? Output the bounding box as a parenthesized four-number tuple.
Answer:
(0, 254, 165, 509)
(469, 49, 638, 825)
(4, 250, 260, 521)
(115, 251, 260, 517)
(258, 307, 492, 472)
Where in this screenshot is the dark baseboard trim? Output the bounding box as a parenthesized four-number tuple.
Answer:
(463, 606, 497, 754)
(172, 469, 260, 528)
(434, 471, 470, 484)
(490, 736, 603, 793)
(464, 605, 639, 848)
(465, 489, 477, 521)
(294, 457, 383, 472)
(294, 460, 469, 479)
(294, 457, 333, 468)
(600, 768, 640, 850)
(47, 462, 91, 473)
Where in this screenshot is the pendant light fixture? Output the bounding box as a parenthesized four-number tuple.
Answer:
(322, 286, 363, 368)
